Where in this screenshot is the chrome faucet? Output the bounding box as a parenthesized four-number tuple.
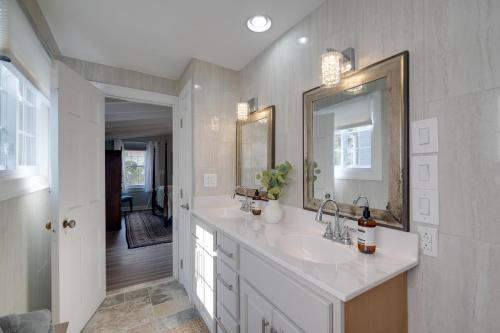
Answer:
(315, 195, 351, 245)
(236, 186, 253, 212)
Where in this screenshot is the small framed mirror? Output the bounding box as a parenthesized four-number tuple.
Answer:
(303, 52, 409, 230)
(236, 105, 275, 197)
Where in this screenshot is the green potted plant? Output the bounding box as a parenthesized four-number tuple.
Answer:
(256, 161, 293, 223)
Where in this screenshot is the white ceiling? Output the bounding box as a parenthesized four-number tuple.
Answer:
(105, 98, 172, 140)
(38, 0, 324, 79)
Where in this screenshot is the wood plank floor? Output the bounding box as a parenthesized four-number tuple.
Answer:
(106, 217, 173, 292)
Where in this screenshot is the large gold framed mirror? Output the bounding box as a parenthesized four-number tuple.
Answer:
(303, 52, 409, 230)
(236, 105, 275, 197)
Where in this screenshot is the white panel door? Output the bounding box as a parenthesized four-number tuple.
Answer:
(241, 281, 273, 333)
(51, 61, 106, 333)
(177, 81, 193, 296)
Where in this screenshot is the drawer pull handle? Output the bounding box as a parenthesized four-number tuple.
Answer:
(217, 244, 234, 258)
(216, 316, 229, 333)
(262, 318, 270, 333)
(217, 273, 234, 291)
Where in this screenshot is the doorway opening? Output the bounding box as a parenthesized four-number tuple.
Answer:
(104, 97, 174, 291)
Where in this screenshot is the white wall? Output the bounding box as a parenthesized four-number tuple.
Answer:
(239, 0, 500, 332)
(189, 59, 239, 196)
(0, 189, 52, 314)
(0, 0, 52, 316)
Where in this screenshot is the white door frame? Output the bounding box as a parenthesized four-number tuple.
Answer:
(177, 80, 193, 297)
(90, 82, 181, 280)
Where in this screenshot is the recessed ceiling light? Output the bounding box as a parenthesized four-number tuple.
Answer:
(246, 15, 272, 33)
(298, 36, 309, 44)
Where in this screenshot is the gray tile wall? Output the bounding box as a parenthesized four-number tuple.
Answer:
(0, 189, 52, 314)
(239, 0, 500, 331)
(188, 59, 239, 196)
(61, 56, 179, 96)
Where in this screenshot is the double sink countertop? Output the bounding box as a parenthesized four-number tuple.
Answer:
(191, 196, 419, 302)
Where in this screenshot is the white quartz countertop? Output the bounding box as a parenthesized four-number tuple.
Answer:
(191, 196, 419, 302)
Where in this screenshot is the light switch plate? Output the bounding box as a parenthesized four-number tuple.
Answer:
(412, 189, 439, 225)
(411, 118, 439, 154)
(203, 173, 217, 187)
(417, 225, 438, 257)
(411, 155, 438, 190)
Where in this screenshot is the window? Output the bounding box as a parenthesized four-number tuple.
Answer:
(0, 62, 49, 176)
(124, 150, 146, 188)
(18, 83, 37, 167)
(334, 125, 373, 169)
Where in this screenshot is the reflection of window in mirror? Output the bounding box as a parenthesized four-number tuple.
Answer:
(332, 90, 382, 181)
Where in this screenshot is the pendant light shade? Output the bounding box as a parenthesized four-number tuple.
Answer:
(237, 102, 248, 121)
(321, 47, 355, 87)
(321, 49, 343, 87)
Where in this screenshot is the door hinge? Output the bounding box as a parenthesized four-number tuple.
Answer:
(180, 188, 183, 199)
(180, 118, 183, 128)
(180, 259, 184, 269)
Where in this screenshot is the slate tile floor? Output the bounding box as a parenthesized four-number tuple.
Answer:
(82, 279, 209, 333)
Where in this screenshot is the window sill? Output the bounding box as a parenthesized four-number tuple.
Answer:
(0, 175, 50, 202)
(124, 186, 146, 193)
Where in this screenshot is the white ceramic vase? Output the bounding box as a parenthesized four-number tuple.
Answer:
(264, 199, 283, 224)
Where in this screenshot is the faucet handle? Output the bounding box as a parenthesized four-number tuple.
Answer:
(340, 221, 352, 245)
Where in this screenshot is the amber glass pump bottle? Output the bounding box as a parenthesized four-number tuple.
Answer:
(353, 196, 376, 254)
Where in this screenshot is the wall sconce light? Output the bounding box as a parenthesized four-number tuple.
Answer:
(321, 47, 355, 87)
(237, 102, 249, 121)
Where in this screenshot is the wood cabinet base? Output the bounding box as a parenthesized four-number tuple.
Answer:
(344, 273, 407, 333)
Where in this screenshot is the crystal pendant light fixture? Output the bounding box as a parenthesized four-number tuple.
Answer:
(321, 49, 343, 87)
(321, 47, 355, 87)
(237, 102, 249, 121)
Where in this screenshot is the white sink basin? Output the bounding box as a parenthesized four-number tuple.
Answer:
(212, 207, 244, 219)
(275, 234, 356, 265)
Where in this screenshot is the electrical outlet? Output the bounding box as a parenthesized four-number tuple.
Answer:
(417, 225, 438, 257)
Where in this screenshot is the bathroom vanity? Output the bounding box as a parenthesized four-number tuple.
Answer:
(189, 197, 418, 333)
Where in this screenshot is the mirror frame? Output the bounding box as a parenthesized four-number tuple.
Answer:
(236, 105, 275, 197)
(303, 52, 409, 231)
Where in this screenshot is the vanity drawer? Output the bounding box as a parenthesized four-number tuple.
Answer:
(216, 232, 239, 269)
(217, 258, 239, 319)
(217, 302, 239, 333)
(240, 247, 332, 333)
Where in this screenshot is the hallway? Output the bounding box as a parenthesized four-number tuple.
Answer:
(106, 218, 173, 291)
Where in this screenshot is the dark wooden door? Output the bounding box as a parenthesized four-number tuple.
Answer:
(105, 150, 122, 230)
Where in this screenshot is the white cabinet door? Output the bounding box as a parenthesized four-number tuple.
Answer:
(51, 61, 106, 333)
(241, 281, 273, 333)
(193, 222, 216, 330)
(272, 309, 303, 333)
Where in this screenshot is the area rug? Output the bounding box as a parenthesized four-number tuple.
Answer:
(125, 211, 172, 249)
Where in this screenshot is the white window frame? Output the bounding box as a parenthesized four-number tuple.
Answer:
(0, 62, 50, 201)
(334, 92, 383, 181)
(123, 148, 146, 191)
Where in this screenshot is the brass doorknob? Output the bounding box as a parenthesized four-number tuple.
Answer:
(63, 219, 76, 229)
(45, 222, 52, 230)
